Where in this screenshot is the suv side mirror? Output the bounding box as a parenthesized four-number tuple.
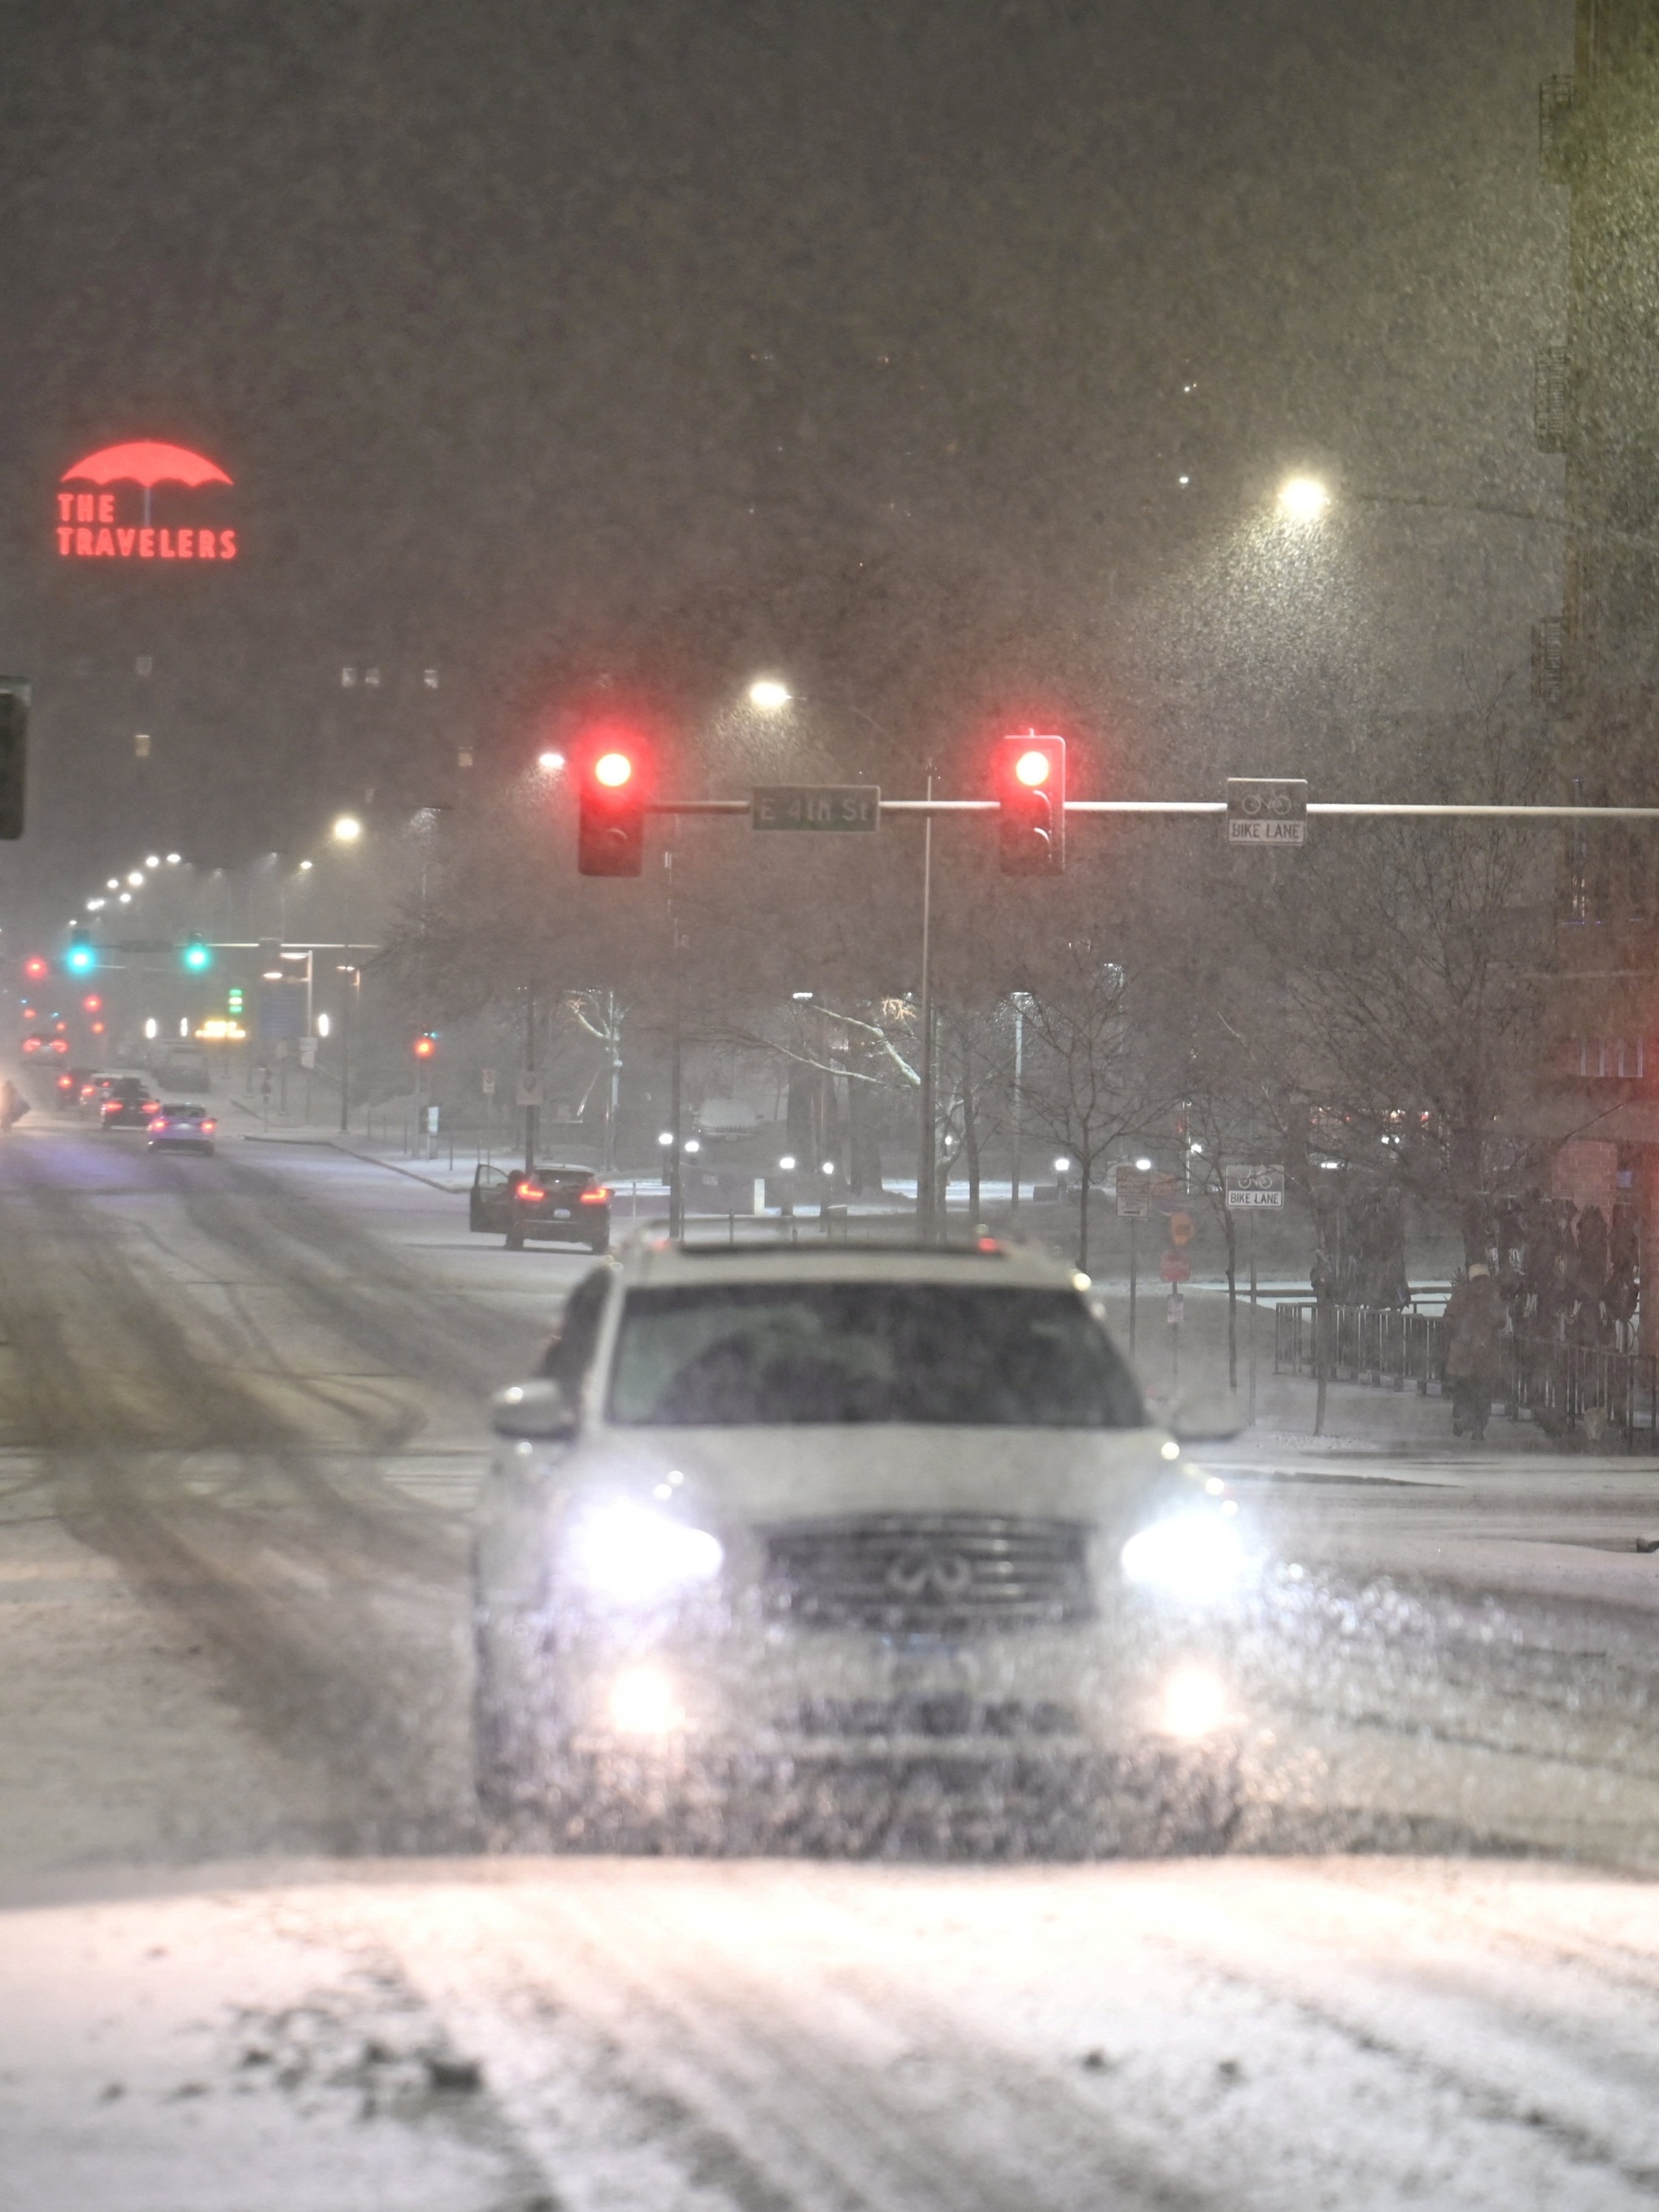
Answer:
(490, 1379, 579, 1442)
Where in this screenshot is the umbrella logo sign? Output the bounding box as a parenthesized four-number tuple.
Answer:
(54, 442, 237, 563)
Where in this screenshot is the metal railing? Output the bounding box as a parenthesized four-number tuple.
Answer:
(1275, 1302, 1443, 1392)
(1276, 1301, 1659, 1447)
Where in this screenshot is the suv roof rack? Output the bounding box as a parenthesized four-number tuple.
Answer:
(625, 1216, 1016, 1257)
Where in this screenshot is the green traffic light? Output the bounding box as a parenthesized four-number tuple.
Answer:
(182, 937, 212, 972)
(65, 942, 96, 975)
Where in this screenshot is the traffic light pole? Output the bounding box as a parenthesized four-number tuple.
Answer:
(625, 790, 1659, 1239)
(644, 799, 1659, 821)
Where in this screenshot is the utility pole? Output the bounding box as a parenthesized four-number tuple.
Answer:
(1009, 991, 1028, 1218)
(523, 984, 538, 1172)
(914, 761, 937, 1240)
(668, 849, 684, 1234)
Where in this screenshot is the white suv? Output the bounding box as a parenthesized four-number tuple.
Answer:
(473, 1230, 1247, 1853)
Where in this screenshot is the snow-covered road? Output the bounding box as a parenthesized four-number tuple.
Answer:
(10, 1857, 1659, 2210)
(5, 1115, 1659, 2205)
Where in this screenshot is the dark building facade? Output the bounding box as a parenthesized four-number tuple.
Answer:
(1535, 2, 1659, 1346)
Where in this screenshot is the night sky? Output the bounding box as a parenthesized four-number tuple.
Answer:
(0, 0, 1569, 921)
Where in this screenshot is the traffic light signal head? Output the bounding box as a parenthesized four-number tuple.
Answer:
(64, 932, 97, 975)
(227, 986, 244, 1017)
(577, 728, 650, 876)
(995, 734, 1066, 874)
(21, 954, 48, 982)
(0, 681, 29, 842)
(412, 1032, 438, 1060)
(181, 934, 213, 972)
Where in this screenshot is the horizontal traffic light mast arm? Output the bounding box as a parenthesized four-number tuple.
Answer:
(642, 798, 1659, 821)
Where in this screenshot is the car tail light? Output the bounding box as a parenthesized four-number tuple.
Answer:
(580, 1187, 610, 1204)
(142, 1101, 159, 1115)
(153, 1118, 171, 1130)
(201, 1120, 216, 1132)
(517, 1183, 546, 1204)
(55, 1073, 72, 1091)
(102, 1100, 118, 1116)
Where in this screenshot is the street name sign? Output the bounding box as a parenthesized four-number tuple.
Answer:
(1114, 1164, 1152, 1217)
(1225, 1164, 1286, 1209)
(1226, 778, 1308, 847)
(752, 785, 880, 832)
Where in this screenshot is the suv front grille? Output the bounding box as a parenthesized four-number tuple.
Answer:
(763, 1513, 1092, 1635)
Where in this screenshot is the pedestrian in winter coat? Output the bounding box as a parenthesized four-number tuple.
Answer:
(1443, 1264, 1504, 1440)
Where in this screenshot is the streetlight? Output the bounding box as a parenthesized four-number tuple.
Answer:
(536, 749, 565, 772)
(330, 817, 363, 1130)
(1277, 475, 1330, 523)
(748, 679, 791, 711)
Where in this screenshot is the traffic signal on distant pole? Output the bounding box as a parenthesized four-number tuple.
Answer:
(412, 1032, 438, 1061)
(995, 734, 1066, 875)
(64, 928, 97, 976)
(577, 730, 649, 876)
(0, 680, 29, 842)
(181, 933, 213, 972)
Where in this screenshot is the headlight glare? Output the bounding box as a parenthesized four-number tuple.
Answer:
(563, 1498, 724, 1605)
(1120, 1511, 1248, 1602)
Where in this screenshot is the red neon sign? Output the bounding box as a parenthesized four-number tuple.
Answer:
(55, 442, 236, 563)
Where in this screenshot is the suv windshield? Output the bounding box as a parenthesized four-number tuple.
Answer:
(607, 1282, 1145, 1428)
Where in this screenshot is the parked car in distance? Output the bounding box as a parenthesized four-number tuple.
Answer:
(470, 1162, 612, 1252)
(155, 1046, 211, 1093)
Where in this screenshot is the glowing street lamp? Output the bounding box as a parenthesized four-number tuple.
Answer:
(747, 679, 791, 711)
(1277, 475, 1330, 523)
(332, 814, 362, 843)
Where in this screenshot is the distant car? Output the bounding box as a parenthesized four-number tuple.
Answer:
(81, 1069, 146, 1117)
(147, 1102, 216, 1153)
(469, 1162, 612, 1252)
(100, 1078, 159, 1129)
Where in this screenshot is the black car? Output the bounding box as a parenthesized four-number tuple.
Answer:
(469, 1162, 611, 1252)
(100, 1078, 159, 1130)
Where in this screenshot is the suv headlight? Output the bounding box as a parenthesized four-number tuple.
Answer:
(562, 1498, 724, 1606)
(1120, 1509, 1247, 1603)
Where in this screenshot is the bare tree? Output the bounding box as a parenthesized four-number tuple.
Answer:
(1017, 943, 1169, 1270)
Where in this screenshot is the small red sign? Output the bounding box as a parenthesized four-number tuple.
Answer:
(1160, 1252, 1191, 1283)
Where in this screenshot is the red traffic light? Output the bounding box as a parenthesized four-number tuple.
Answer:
(995, 733, 1066, 875)
(577, 727, 650, 877)
(412, 1033, 438, 1060)
(21, 955, 48, 982)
